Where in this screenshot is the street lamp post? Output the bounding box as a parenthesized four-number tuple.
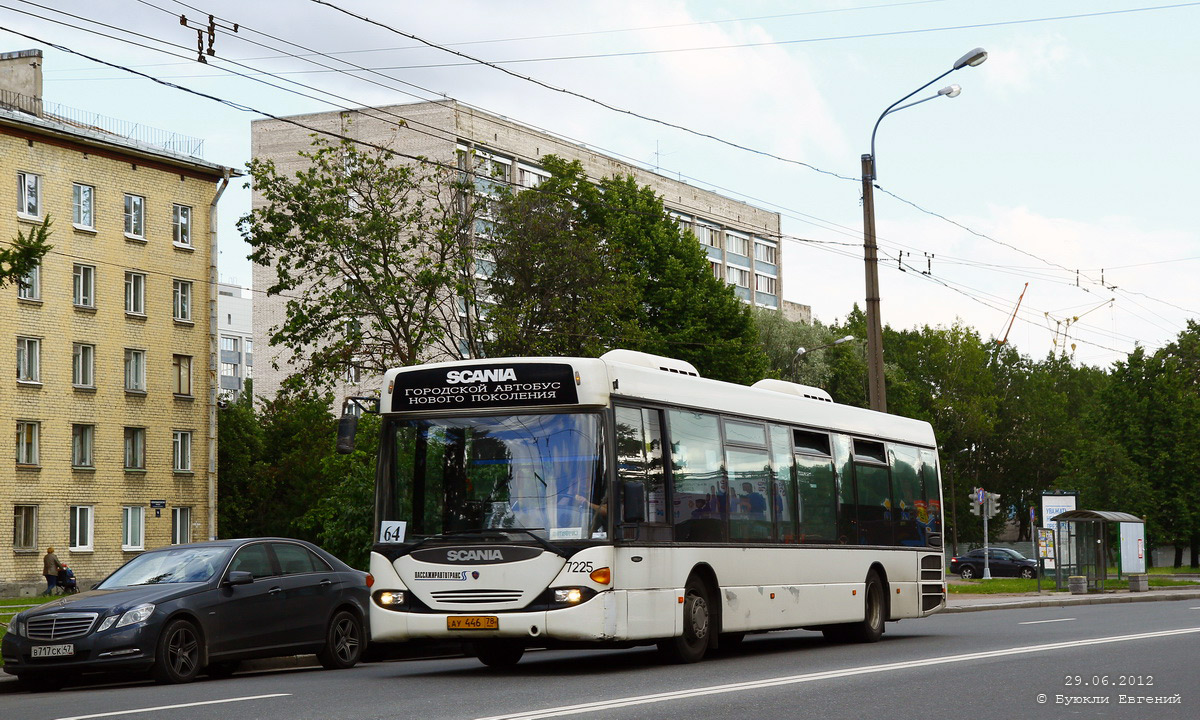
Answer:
(861, 47, 987, 414)
(791, 334, 856, 379)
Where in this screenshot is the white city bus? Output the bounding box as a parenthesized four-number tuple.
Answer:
(354, 349, 946, 666)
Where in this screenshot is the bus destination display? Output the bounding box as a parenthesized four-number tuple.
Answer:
(391, 362, 580, 411)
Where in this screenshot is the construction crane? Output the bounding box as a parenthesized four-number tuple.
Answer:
(996, 283, 1028, 346)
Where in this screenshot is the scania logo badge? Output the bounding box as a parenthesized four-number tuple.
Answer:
(471, 571, 480, 579)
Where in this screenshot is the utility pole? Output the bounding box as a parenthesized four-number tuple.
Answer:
(860, 154, 887, 413)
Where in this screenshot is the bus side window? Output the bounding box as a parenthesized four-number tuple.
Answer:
(615, 406, 668, 534)
(832, 434, 856, 544)
(768, 425, 795, 542)
(852, 439, 893, 546)
(668, 410, 726, 543)
(890, 445, 924, 546)
(793, 428, 836, 544)
(919, 449, 943, 546)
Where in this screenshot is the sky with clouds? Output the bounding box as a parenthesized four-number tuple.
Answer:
(5, 0, 1198, 369)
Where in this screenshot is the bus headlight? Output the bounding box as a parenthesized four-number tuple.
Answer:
(554, 588, 584, 604)
(378, 591, 406, 607)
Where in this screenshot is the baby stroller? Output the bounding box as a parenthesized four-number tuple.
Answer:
(57, 565, 79, 594)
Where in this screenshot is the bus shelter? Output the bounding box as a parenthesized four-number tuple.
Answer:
(1049, 510, 1144, 592)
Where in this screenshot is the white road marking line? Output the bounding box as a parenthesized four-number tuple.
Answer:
(1018, 618, 1076, 625)
(474, 627, 1200, 720)
(55, 693, 291, 720)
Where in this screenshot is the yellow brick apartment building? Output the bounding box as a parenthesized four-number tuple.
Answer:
(0, 50, 235, 593)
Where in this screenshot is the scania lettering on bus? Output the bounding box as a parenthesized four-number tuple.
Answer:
(446, 368, 517, 384)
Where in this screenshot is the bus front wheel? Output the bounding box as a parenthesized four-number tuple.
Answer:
(657, 578, 711, 663)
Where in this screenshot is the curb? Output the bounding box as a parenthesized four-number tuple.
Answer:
(943, 590, 1200, 613)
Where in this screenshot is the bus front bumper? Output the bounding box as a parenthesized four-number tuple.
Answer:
(371, 590, 617, 643)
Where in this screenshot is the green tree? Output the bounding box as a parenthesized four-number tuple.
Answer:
(483, 157, 766, 383)
(0, 216, 52, 289)
(240, 136, 479, 390)
(216, 385, 267, 539)
(297, 413, 381, 570)
(481, 156, 640, 357)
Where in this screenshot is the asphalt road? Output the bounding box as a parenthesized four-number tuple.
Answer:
(4, 600, 1199, 720)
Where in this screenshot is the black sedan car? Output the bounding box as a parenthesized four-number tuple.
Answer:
(949, 547, 1039, 579)
(2, 538, 368, 690)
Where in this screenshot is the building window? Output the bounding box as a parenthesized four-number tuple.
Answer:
(173, 355, 193, 396)
(16, 422, 39, 465)
(17, 337, 40, 382)
(72, 424, 95, 468)
(124, 194, 145, 238)
(171, 507, 192, 544)
(122, 506, 144, 550)
(13, 505, 38, 550)
(173, 280, 192, 321)
(17, 171, 40, 217)
(755, 273, 777, 295)
(72, 343, 95, 387)
(220, 362, 238, 378)
(73, 183, 95, 229)
(710, 261, 722, 280)
(727, 266, 750, 288)
(17, 263, 39, 300)
(754, 241, 777, 264)
(173, 430, 192, 472)
(125, 272, 146, 314)
(173, 204, 192, 246)
(694, 222, 720, 248)
(220, 336, 239, 353)
(125, 349, 146, 391)
(726, 232, 750, 257)
(124, 427, 146, 469)
(73, 264, 96, 307)
(69, 506, 93, 551)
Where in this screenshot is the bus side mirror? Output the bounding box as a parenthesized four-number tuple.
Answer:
(336, 414, 358, 454)
(622, 482, 645, 524)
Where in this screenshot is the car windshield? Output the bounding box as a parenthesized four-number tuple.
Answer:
(98, 546, 231, 588)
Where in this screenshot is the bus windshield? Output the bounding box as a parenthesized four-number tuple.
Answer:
(386, 413, 606, 542)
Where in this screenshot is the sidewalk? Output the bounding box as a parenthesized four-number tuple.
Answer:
(944, 585, 1200, 613)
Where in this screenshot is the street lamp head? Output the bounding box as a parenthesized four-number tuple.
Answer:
(953, 47, 988, 70)
(834, 335, 855, 345)
(938, 84, 962, 98)
(794, 347, 807, 358)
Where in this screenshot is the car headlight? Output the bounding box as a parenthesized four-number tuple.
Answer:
(115, 603, 155, 628)
(10, 617, 24, 637)
(97, 615, 118, 632)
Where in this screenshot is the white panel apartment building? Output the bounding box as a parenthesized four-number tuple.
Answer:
(250, 100, 785, 400)
(217, 283, 253, 399)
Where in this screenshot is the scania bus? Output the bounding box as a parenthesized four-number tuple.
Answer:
(344, 349, 945, 666)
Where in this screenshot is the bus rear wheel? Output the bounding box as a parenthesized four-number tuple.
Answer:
(657, 578, 710, 664)
(475, 640, 525, 668)
(845, 571, 885, 643)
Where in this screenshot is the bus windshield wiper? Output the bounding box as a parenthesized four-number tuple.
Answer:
(395, 527, 570, 558)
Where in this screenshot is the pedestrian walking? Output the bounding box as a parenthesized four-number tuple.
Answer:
(43, 546, 63, 596)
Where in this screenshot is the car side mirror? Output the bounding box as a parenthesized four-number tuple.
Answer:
(225, 570, 254, 586)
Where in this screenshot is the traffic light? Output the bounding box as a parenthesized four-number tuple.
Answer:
(969, 492, 981, 516)
(985, 492, 1002, 518)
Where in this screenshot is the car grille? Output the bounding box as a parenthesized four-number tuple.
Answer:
(27, 612, 99, 641)
(430, 589, 523, 604)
